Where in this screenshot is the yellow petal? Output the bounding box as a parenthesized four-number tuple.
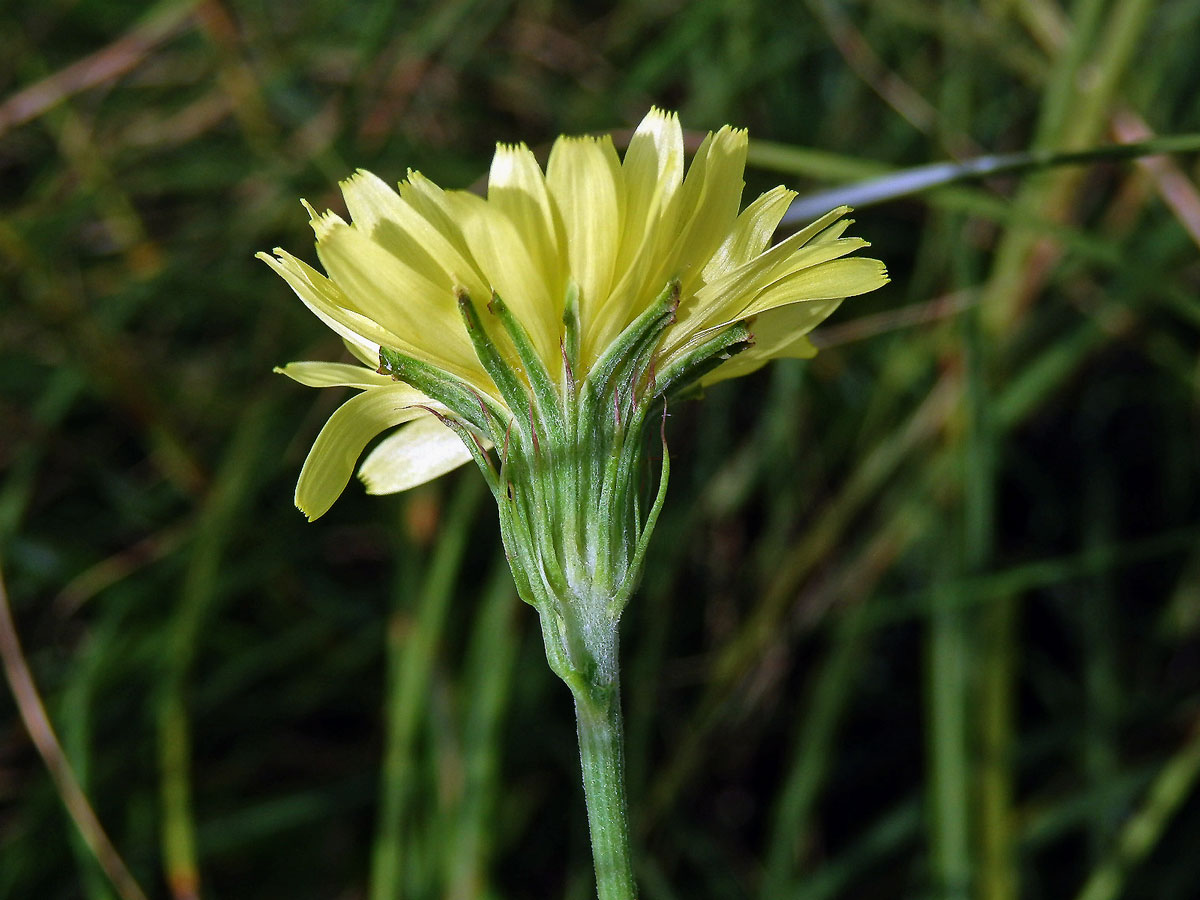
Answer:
(546, 135, 624, 337)
(312, 215, 484, 378)
(455, 189, 560, 368)
(673, 126, 748, 289)
(674, 255, 886, 354)
(258, 250, 392, 360)
(573, 110, 687, 366)
(666, 206, 852, 353)
(275, 361, 393, 389)
(741, 258, 889, 319)
(700, 334, 816, 386)
(261, 249, 487, 389)
(707, 207, 853, 301)
(592, 122, 753, 368)
(759, 236, 873, 291)
(358, 414, 475, 494)
(488, 144, 565, 300)
(312, 212, 444, 327)
(340, 170, 490, 302)
(339, 168, 407, 233)
(699, 302, 832, 387)
(701, 185, 797, 282)
(295, 384, 433, 520)
(398, 169, 475, 260)
(342, 336, 378, 367)
(619, 107, 684, 273)
(749, 301, 838, 357)
(700, 352, 769, 386)
(622, 127, 751, 360)
(810, 217, 854, 244)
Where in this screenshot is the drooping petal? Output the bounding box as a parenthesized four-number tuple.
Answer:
(295, 383, 433, 520)
(546, 135, 624, 334)
(358, 414, 475, 495)
(275, 361, 393, 389)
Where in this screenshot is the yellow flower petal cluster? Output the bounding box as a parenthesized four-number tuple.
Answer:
(262, 108, 887, 520)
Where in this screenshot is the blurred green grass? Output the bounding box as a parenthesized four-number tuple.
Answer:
(2, 0, 1199, 898)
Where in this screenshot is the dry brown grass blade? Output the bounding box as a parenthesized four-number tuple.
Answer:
(807, 0, 942, 140)
(54, 521, 192, 616)
(812, 289, 978, 349)
(0, 562, 150, 900)
(1111, 109, 1200, 250)
(0, 0, 197, 137)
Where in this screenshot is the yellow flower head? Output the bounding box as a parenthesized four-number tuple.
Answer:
(261, 108, 887, 522)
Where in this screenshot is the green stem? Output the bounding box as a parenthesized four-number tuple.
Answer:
(574, 684, 638, 900)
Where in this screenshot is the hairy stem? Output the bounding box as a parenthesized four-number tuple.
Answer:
(574, 680, 637, 900)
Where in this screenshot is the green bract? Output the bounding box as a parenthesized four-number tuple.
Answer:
(374, 277, 748, 686)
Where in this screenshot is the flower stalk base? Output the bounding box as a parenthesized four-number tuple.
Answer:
(575, 673, 637, 900)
